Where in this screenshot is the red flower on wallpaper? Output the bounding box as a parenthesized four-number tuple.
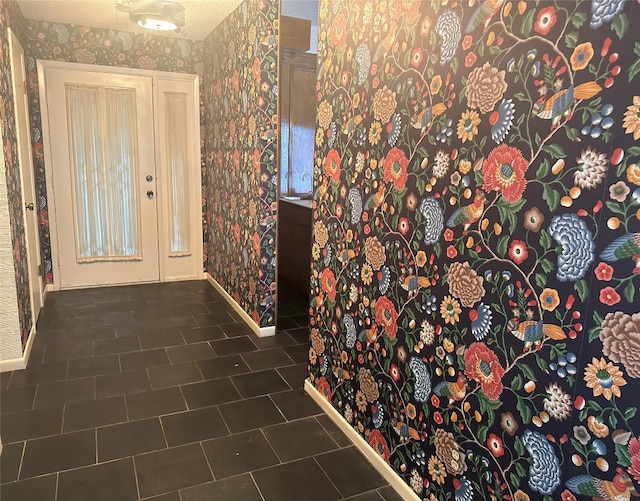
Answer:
(321, 268, 337, 301)
(316, 377, 332, 401)
(482, 144, 529, 204)
(375, 296, 399, 338)
(325, 148, 341, 183)
(487, 433, 505, 457)
(508, 240, 529, 264)
(628, 437, 640, 482)
(561, 489, 577, 501)
(329, 13, 348, 48)
(594, 262, 614, 281)
(369, 429, 391, 463)
(534, 6, 557, 35)
(383, 147, 409, 191)
(464, 342, 505, 400)
(599, 286, 620, 306)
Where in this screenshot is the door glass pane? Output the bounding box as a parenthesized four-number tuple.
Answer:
(66, 84, 141, 262)
(164, 92, 191, 255)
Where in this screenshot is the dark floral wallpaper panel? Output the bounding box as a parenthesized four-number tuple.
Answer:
(24, 19, 204, 284)
(1, 0, 31, 346)
(203, 0, 278, 328)
(310, 0, 640, 499)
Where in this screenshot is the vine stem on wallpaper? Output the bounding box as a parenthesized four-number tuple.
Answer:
(468, 196, 544, 320)
(457, 387, 516, 501)
(493, 16, 575, 88)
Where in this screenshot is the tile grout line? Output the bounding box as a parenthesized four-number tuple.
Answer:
(312, 455, 346, 499)
(198, 441, 217, 483)
(249, 471, 267, 501)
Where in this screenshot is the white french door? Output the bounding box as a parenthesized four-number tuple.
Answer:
(40, 63, 201, 289)
(8, 29, 43, 321)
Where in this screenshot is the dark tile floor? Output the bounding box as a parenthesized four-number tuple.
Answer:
(0, 280, 401, 501)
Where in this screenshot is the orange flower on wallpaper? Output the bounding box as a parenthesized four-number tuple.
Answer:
(570, 42, 594, 71)
(383, 147, 409, 190)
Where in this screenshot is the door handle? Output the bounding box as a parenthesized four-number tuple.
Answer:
(25, 202, 34, 211)
(147, 190, 154, 199)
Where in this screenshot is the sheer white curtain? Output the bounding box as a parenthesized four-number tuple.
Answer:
(164, 92, 191, 256)
(66, 84, 141, 262)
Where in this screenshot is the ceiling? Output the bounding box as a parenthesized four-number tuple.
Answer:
(16, 0, 246, 40)
(16, 0, 319, 41)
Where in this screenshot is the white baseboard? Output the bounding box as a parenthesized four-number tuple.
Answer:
(45, 283, 55, 293)
(304, 379, 420, 501)
(0, 323, 37, 372)
(204, 273, 275, 338)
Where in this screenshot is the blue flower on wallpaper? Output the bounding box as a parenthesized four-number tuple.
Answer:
(409, 357, 431, 402)
(379, 267, 391, 295)
(344, 313, 356, 348)
(491, 99, 515, 143)
(471, 303, 492, 340)
(522, 429, 561, 496)
(547, 213, 595, 282)
(355, 44, 371, 85)
(419, 196, 444, 246)
(454, 476, 473, 501)
(435, 9, 461, 65)
(590, 0, 625, 28)
(349, 188, 363, 224)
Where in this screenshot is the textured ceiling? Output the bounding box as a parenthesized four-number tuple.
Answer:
(16, 0, 246, 40)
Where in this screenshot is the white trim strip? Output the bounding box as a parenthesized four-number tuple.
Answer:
(0, 323, 37, 372)
(304, 379, 420, 501)
(204, 273, 275, 338)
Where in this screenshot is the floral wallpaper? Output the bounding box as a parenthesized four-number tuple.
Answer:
(203, 0, 278, 328)
(24, 19, 204, 284)
(310, 0, 640, 499)
(0, 0, 31, 347)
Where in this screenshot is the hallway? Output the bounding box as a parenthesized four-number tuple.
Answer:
(0, 281, 398, 501)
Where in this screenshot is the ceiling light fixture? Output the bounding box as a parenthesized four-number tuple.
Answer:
(116, 0, 185, 33)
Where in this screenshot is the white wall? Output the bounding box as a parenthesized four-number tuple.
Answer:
(0, 123, 24, 363)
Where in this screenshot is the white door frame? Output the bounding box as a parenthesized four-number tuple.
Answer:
(8, 28, 44, 323)
(37, 60, 203, 290)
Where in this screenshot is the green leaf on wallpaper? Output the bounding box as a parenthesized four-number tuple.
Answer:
(626, 407, 637, 419)
(509, 472, 521, 489)
(477, 42, 485, 58)
(588, 325, 602, 343)
(542, 184, 560, 212)
(629, 145, 640, 157)
(450, 57, 458, 75)
(496, 235, 509, 257)
(521, 8, 535, 36)
(540, 258, 554, 274)
(575, 279, 589, 302)
(539, 229, 552, 250)
(515, 462, 526, 478)
(477, 425, 488, 444)
(565, 31, 578, 49)
(571, 11, 587, 29)
(514, 92, 528, 103)
(615, 443, 632, 467)
(434, 241, 442, 258)
(605, 200, 626, 216)
(610, 413, 618, 428)
(536, 356, 548, 371)
(566, 127, 580, 141)
(534, 273, 547, 289)
(519, 362, 536, 382)
(496, 197, 526, 231)
(514, 436, 525, 455)
(542, 143, 566, 159)
(611, 12, 629, 39)
(536, 159, 550, 179)
(624, 281, 635, 303)
(511, 374, 523, 391)
(627, 59, 640, 82)
(516, 397, 532, 424)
